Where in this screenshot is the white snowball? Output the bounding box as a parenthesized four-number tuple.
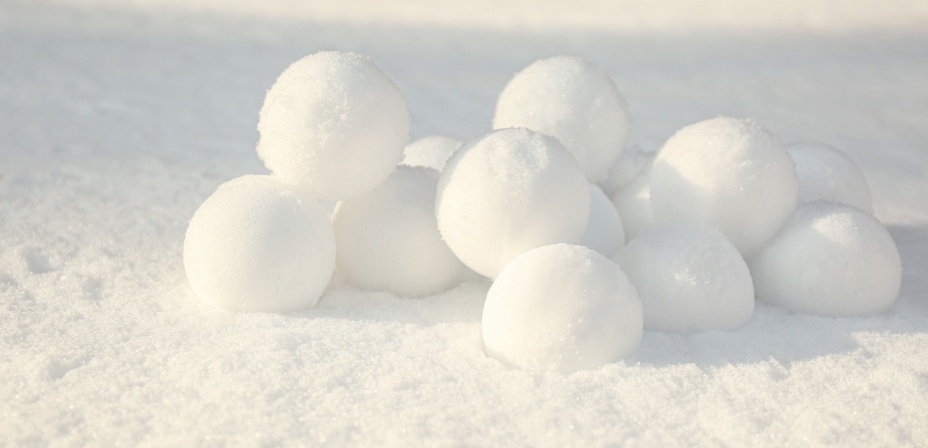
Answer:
(650, 117, 799, 254)
(482, 244, 642, 373)
(749, 202, 902, 317)
(788, 141, 873, 213)
(183, 175, 336, 312)
(257, 51, 410, 200)
(401, 135, 463, 172)
(599, 144, 654, 195)
(616, 223, 754, 333)
(610, 168, 656, 241)
(436, 128, 590, 278)
(581, 185, 625, 257)
(493, 56, 631, 183)
(332, 166, 468, 297)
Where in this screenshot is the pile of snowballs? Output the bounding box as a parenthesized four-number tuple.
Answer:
(184, 51, 902, 373)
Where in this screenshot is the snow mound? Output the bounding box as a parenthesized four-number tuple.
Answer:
(650, 116, 799, 254)
(257, 51, 410, 200)
(581, 184, 625, 257)
(788, 141, 873, 213)
(493, 56, 630, 183)
(183, 175, 336, 312)
(401, 135, 463, 172)
(616, 223, 754, 332)
(435, 128, 590, 278)
(482, 244, 642, 373)
(332, 166, 468, 297)
(750, 201, 902, 317)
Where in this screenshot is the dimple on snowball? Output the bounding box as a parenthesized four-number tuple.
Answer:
(581, 184, 625, 257)
(183, 175, 336, 312)
(749, 201, 901, 317)
(787, 141, 873, 213)
(493, 56, 631, 183)
(436, 127, 590, 279)
(257, 51, 410, 200)
(401, 135, 463, 172)
(332, 166, 468, 297)
(650, 116, 799, 254)
(482, 244, 643, 373)
(616, 223, 754, 333)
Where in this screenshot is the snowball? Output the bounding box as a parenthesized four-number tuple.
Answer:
(616, 223, 754, 333)
(257, 51, 410, 200)
(436, 128, 590, 278)
(650, 117, 798, 254)
(493, 56, 631, 183)
(401, 135, 463, 172)
(183, 175, 336, 312)
(581, 185, 625, 257)
(599, 144, 653, 195)
(749, 202, 901, 317)
(332, 166, 468, 297)
(788, 141, 873, 213)
(482, 244, 642, 373)
(610, 168, 656, 241)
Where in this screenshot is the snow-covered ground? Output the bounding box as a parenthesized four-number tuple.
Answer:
(3, 0, 928, 445)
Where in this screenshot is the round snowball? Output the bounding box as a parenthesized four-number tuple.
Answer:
(581, 185, 625, 257)
(616, 223, 754, 332)
(183, 175, 336, 312)
(493, 56, 631, 183)
(482, 244, 643, 373)
(401, 135, 463, 172)
(788, 141, 873, 213)
(436, 128, 590, 278)
(332, 166, 468, 297)
(257, 51, 410, 200)
(749, 202, 902, 317)
(611, 169, 656, 241)
(650, 117, 799, 254)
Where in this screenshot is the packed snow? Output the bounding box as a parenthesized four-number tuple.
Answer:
(257, 51, 410, 200)
(183, 175, 335, 312)
(750, 202, 902, 317)
(435, 127, 590, 278)
(788, 141, 874, 213)
(3, 0, 928, 446)
(482, 244, 642, 373)
(400, 135, 463, 172)
(332, 166, 467, 297)
(616, 223, 754, 332)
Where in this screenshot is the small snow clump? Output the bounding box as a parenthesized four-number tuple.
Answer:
(436, 128, 590, 279)
(183, 175, 336, 312)
(401, 135, 463, 172)
(616, 223, 754, 332)
(257, 51, 410, 200)
(650, 116, 798, 254)
(332, 166, 468, 297)
(788, 141, 873, 213)
(749, 201, 902, 317)
(610, 168, 655, 241)
(581, 184, 625, 257)
(493, 56, 631, 183)
(482, 244, 642, 373)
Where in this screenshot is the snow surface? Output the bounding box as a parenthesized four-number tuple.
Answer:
(3, 0, 928, 445)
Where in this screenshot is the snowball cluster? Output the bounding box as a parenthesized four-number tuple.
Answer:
(493, 56, 631, 183)
(750, 202, 901, 316)
(650, 117, 799, 254)
(333, 166, 467, 297)
(257, 51, 410, 200)
(184, 175, 336, 312)
(436, 127, 590, 279)
(183, 51, 902, 374)
(482, 244, 643, 373)
(616, 223, 754, 332)
(788, 141, 873, 213)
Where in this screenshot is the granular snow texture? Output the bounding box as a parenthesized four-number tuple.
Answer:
(2, 0, 928, 446)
